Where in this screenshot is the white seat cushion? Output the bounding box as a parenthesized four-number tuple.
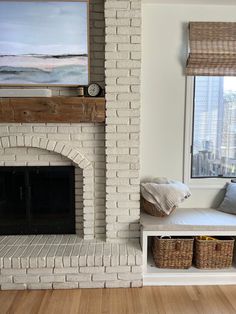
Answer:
(141, 208, 236, 232)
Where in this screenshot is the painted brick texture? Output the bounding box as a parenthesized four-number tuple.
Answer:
(0, 235, 143, 290)
(105, 0, 141, 241)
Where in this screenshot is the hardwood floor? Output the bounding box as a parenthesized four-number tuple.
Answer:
(1, 286, 236, 314)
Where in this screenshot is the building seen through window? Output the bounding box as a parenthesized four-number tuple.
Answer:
(192, 76, 236, 178)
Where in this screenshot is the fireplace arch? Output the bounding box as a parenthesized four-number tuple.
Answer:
(0, 134, 95, 239)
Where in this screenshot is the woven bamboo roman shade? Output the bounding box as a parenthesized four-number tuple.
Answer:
(186, 22, 236, 76)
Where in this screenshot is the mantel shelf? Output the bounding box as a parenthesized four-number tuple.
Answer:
(0, 96, 106, 123)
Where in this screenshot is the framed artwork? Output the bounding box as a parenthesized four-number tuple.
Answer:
(0, 1, 89, 86)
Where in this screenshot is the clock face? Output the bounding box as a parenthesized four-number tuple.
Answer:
(88, 83, 100, 97)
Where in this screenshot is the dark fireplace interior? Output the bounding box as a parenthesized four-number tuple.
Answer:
(0, 166, 75, 235)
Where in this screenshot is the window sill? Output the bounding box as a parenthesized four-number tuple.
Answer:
(188, 184, 226, 190)
(184, 177, 230, 190)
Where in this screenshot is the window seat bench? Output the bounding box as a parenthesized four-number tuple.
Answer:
(140, 208, 236, 286)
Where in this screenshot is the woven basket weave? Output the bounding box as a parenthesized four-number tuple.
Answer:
(186, 22, 236, 76)
(141, 196, 165, 217)
(141, 196, 175, 217)
(194, 237, 234, 269)
(152, 237, 194, 269)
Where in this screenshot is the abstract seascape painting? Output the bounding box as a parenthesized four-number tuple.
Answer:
(0, 1, 88, 85)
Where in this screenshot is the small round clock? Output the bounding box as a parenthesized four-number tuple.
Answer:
(87, 83, 102, 97)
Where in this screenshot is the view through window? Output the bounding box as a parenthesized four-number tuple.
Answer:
(192, 76, 236, 178)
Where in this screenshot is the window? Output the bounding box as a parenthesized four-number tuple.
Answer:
(191, 76, 236, 178)
(184, 76, 236, 186)
(184, 22, 236, 186)
(192, 76, 236, 178)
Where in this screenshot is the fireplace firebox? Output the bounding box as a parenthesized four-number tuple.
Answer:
(0, 166, 75, 235)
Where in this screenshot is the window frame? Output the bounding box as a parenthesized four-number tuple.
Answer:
(183, 76, 234, 189)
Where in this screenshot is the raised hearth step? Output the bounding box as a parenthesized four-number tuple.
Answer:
(0, 235, 143, 290)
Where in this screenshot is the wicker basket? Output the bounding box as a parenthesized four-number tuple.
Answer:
(141, 196, 175, 217)
(152, 236, 194, 269)
(194, 237, 235, 269)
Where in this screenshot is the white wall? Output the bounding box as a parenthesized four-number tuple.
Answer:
(141, 3, 236, 207)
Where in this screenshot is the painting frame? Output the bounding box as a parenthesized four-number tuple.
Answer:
(0, 0, 90, 87)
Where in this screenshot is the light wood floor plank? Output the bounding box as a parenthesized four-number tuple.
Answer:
(219, 285, 236, 312)
(0, 290, 18, 314)
(1, 286, 236, 314)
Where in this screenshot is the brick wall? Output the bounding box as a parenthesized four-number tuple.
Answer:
(90, 0, 105, 88)
(105, 0, 141, 242)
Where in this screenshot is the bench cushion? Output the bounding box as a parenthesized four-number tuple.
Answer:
(141, 208, 236, 232)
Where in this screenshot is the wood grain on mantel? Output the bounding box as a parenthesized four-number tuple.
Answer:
(0, 97, 106, 123)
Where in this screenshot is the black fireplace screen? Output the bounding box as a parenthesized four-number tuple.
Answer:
(0, 166, 75, 235)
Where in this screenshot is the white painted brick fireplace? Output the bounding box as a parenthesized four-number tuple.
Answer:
(0, 0, 142, 289)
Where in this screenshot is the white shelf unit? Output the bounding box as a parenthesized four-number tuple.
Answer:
(141, 228, 236, 286)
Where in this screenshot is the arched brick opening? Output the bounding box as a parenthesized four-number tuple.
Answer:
(0, 135, 95, 239)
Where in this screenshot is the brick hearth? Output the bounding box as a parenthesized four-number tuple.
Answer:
(0, 235, 142, 290)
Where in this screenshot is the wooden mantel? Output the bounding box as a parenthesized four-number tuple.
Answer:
(0, 97, 106, 123)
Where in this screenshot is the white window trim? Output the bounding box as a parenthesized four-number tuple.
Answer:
(183, 76, 230, 190)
